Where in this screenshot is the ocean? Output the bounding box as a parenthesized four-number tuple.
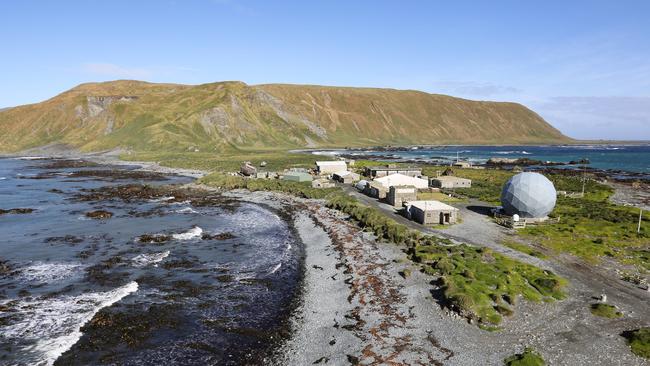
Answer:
(314, 144, 650, 176)
(0, 158, 302, 365)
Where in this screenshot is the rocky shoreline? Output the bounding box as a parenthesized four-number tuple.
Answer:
(3, 154, 649, 365)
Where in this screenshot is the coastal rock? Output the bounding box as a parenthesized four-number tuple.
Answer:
(85, 210, 113, 219)
(0, 208, 34, 215)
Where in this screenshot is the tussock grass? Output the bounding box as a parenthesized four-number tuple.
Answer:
(622, 328, 650, 359)
(504, 348, 545, 366)
(590, 303, 623, 318)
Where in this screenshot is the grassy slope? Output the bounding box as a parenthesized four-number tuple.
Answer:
(0, 80, 571, 153)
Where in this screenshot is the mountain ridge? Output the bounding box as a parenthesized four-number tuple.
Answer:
(0, 80, 571, 153)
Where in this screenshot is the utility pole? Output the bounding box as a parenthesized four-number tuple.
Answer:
(639, 208, 643, 234)
(581, 158, 587, 197)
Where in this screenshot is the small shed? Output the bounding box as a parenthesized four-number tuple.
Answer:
(316, 161, 347, 175)
(312, 179, 335, 188)
(282, 172, 313, 182)
(406, 200, 459, 225)
(429, 176, 472, 189)
(333, 171, 360, 184)
(366, 181, 388, 199)
(453, 161, 472, 168)
(387, 185, 418, 207)
(240, 162, 257, 176)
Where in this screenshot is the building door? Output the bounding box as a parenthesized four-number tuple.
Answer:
(439, 212, 444, 225)
(444, 213, 450, 223)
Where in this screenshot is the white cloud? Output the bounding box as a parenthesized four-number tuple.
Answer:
(81, 63, 153, 79)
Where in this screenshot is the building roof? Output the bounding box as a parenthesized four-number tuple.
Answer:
(333, 170, 359, 177)
(375, 173, 428, 189)
(407, 200, 459, 211)
(432, 176, 471, 182)
(316, 161, 347, 167)
(367, 166, 421, 171)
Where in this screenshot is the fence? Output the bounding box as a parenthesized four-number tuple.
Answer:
(493, 212, 560, 229)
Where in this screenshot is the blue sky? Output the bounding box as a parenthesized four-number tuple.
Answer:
(1, 0, 649, 140)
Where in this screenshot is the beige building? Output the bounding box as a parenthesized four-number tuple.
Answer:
(453, 161, 472, 168)
(387, 185, 418, 207)
(365, 165, 422, 178)
(312, 179, 335, 188)
(316, 161, 347, 175)
(332, 171, 361, 184)
(406, 200, 459, 225)
(429, 176, 472, 189)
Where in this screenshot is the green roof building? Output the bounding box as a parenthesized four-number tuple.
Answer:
(282, 172, 313, 182)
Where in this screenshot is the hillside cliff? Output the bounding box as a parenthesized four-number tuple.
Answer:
(0, 80, 571, 153)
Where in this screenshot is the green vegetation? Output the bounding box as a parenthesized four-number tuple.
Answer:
(416, 191, 463, 202)
(426, 167, 649, 271)
(325, 194, 566, 326)
(622, 328, 650, 359)
(198, 173, 338, 200)
(122, 150, 322, 173)
(504, 348, 545, 366)
(502, 240, 548, 259)
(589, 303, 623, 318)
(411, 243, 565, 325)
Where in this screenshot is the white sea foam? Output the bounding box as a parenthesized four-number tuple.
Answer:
(172, 226, 203, 240)
(269, 263, 282, 274)
(14, 156, 47, 160)
(131, 251, 170, 267)
(0, 177, 6, 180)
(494, 150, 531, 155)
(0, 281, 138, 366)
(19, 262, 84, 283)
(175, 207, 197, 214)
(150, 196, 175, 203)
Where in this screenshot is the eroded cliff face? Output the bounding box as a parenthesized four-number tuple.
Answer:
(0, 80, 570, 153)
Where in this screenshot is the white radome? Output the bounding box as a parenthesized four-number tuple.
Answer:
(501, 172, 557, 218)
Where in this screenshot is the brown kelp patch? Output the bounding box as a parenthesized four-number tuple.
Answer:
(0, 208, 34, 215)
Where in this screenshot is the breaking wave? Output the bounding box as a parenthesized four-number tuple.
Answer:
(131, 251, 170, 267)
(174, 207, 197, 214)
(150, 196, 175, 203)
(269, 263, 282, 274)
(172, 226, 203, 240)
(494, 150, 531, 155)
(19, 262, 84, 283)
(0, 281, 138, 366)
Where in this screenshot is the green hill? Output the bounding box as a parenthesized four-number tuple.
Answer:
(0, 80, 571, 153)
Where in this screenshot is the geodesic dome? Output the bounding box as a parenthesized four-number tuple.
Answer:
(500, 172, 556, 218)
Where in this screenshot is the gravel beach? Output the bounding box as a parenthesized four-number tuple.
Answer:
(6, 152, 647, 365)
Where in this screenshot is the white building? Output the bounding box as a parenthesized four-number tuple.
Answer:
(316, 161, 347, 175)
(405, 200, 459, 225)
(374, 173, 429, 189)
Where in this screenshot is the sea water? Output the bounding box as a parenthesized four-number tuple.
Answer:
(0, 158, 301, 365)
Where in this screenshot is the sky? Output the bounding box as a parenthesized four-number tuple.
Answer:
(1, 0, 649, 140)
